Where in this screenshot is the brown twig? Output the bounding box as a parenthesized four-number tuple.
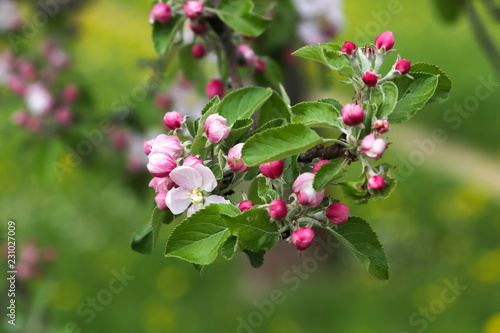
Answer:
(298, 134, 357, 163)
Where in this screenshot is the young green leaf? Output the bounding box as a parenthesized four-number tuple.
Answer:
(243, 249, 265, 268)
(165, 204, 240, 265)
(215, 0, 271, 37)
(218, 87, 272, 126)
(225, 118, 253, 147)
(242, 124, 323, 166)
(388, 74, 438, 124)
(191, 97, 220, 155)
(409, 62, 453, 103)
(339, 180, 369, 205)
(320, 43, 357, 77)
(371, 81, 398, 119)
(222, 208, 279, 252)
(291, 101, 341, 128)
(312, 159, 347, 191)
(152, 16, 186, 55)
(258, 90, 291, 126)
(131, 207, 173, 255)
(256, 177, 278, 203)
(221, 235, 238, 260)
(327, 216, 389, 280)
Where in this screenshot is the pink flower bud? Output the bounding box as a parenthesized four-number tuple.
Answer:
(144, 138, 156, 155)
(192, 44, 205, 59)
(236, 44, 257, 66)
(293, 173, 326, 208)
(25, 116, 42, 131)
(155, 190, 169, 211)
(254, 58, 266, 74)
(361, 133, 386, 160)
(292, 227, 314, 250)
(54, 106, 72, 125)
(62, 84, 79, 103)
(326, 202, 350, 225)
(341, 41, 356, 55)
(18, 60, 37, 80)
(163, 111, 183, 130)
(206, 79, 225, 99)
(111, 130, 130, 150)
(375, 31, 395, 51)
(269, 200, 287, 220)
(363, 72, 378, 87)
(373, 119, 389, 134)
(150, 3, 171, 23)
(150, 134, 184, 158)
(155, 93, 172, 110)
(368, 175, 385, 190)
(341, 103, 364, 126)
(313, 160, 330, 174)
(395, 59, 411, 75)
(242, 35, 255, 41)
(259, 160, 284, 179)
(239, 200, 254, 212)
(365, 46, 375, 56)
(184, 1, 204, 18)
(183, 155, 203, 168)
(190, 20, 208, 34)
(205, 113, 230, 143)
(228, 143, 252, 173)
(149, 176, 175, 192)
(147, 152, 177, 177)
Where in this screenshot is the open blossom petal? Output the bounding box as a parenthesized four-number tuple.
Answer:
(166, 187, 192, 214)
(195, 164, 217, 192)
(169, 166, 202, 191)
(205, 195, 231, 206)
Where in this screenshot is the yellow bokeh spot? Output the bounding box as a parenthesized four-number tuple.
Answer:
(156, 266, 190, 300)
(434, 186, 488, 224)
(484, 313, 500, 333)
(50, 278, 83, 311)
(142, 300, 177, 333)
(469, 250, 500, 283)
(412, 281, 451, 311)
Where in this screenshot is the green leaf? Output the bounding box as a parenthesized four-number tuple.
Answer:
(257, 177, 278, 203)
(242, 124, 323, 166)
(292, 45, 328, 65)
(225, 118, 253, 147)
(282, 155, 299, 188)
(222, 208, 279, 252)
(327, 216, 389, 280)
(432, 0, 462, 23)
(215, 0, 271, 37)
(388, 74, 438, 124)
(243, 249, 265, 268)
(252, 118, 287, 136)
(318, 98, 343, 112)
(312, 159, 346, 191)
(243, 166, 261, 181)
(371, 81, 398, 119)
(258, 90, 291, 126)
(165, 204, 240, 265)
(179, 43, 204, 81)
(371, 164, 398, 201)
(320, 43, 357, 77)
(221, 236, 238, 260)
(218, 87, 272, 126)
(409, 62, 453, 103)
(152, 16, 186, 55)
(191, 97, 220, 155)
(131, 207, 173, 255)
(291, 101, 341, 128)
(339, 180, 369, 205)
(259, 57, 283, 88)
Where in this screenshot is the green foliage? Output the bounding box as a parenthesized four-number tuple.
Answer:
(243, 249, 266, 268)
(191, 97, 220, 155)
(165, 204, 240, 265)
(258, 90, 291, 126)
(327, 217, 389, 280)
(388, 74, 439, 124)
(292, 43, 356, 77)
(221, 236, 238, 260)
(215, 0, 271, 37)
(131, 207, 174, 255)
(372, 81, 398, 119)
(339, 179, 369, 205)
(432, 0, 462, 23)
(409, 62, 453, 103)
(312, 159, 347, 191)
(242, 123, 323, 166)
(256, 177, 278, 203)
(152, 16, 186, 54)
(225, 118, 253, 147)
(218, 87, 272, 126)
(291, 101, 341, 128)
(222, 208, 279, 252)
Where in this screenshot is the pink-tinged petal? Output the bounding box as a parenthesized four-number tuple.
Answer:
(166, 187, 192, 214)
(196, 164, 217, 192)
(187, 204, 202, 217)
(169, 166, 202, 190)
(205, 195, 231, 206)
(207, 121, 226, 143)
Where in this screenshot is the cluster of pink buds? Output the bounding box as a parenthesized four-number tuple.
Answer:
(2, 43, 79, 132)
(236, 44, 267, 74)
(149, 1, 208, 36)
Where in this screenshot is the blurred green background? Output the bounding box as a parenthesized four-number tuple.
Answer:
(1, 0, 500, 332)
